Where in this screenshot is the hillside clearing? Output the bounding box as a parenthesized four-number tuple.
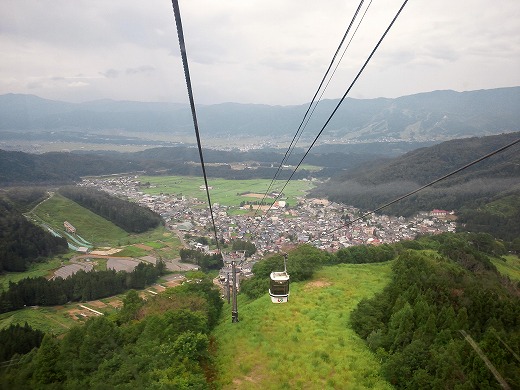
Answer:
(213, 262, 394, 389)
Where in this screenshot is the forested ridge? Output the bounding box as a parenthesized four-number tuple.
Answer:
(350, 234, 520, 389)
(58, 186, 163, 234)
(457, 194, 520, 241)
(314, 132, 520, 217)
(0, 190, 68, 273)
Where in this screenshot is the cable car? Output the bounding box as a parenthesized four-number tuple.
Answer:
(269, 254, 290, 303)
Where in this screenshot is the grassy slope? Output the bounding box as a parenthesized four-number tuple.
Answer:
(492, 255, 520, 281)
(27, 192, 182, 255)
(214, 262, 394, 389)
(29, 192, 129, 246)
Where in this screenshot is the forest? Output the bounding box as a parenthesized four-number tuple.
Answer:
(0, 261, 166, 314)
(0, 280, 223, 389)
(312, 132, 520, 218)
(58, 186, 163, 234)
(0, 193, 68, 273)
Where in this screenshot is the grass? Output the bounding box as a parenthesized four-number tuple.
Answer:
(137, 175, 314, 208)
(28, 192, 183, 255)
(0, 306, 78, 335)
(0, 258, 68, 291)
(29, 192, 129, 246)
(492, 255, 520, 281)
(213, 262, 394, 389)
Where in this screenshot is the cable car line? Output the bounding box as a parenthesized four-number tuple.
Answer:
(251, 0, 368, 222)
(324, 137, 520, 236)
(251, 0, 410, 236)
(171, 0, 221, 253)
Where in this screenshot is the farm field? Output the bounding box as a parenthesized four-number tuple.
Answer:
(213, 262, 394, 389)
(137, 175, 315, 208)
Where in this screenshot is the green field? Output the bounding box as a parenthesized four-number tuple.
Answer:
(0, 305, 78, 335)
(214, 262, 394, 389)
(0, 258, 68, 291)
(492, 255, 520, 281)
(138, 175, 314, 208)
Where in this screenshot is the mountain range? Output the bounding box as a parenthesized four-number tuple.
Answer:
(1, 86, 519, 143)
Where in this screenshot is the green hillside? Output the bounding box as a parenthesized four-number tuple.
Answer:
(29, 192, 128, 246)
(214, 262, 394, 389)
(313, 132, 520, 217)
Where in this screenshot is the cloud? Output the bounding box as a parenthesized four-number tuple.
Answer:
(126, 65, 155, 75)
(67, 81, 89, 88)
(101, 69, 120, 79)
(0, 0, 518, 104)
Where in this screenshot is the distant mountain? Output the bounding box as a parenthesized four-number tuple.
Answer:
(1, 87, 519, 142)
(313, 132, 520, 216)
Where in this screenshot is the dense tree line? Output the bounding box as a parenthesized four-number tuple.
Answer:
(350, 234, 520, 389)
(59, 186, 163, 233)
(0, 199, 68, 273)
(0, 280, 223, 388)
(0, 323, 44, 363)
(1, 145, 385, 186)
(0, 261, 166, 314)
(179, 248, 222, 271)
(0, 187, 48, 212)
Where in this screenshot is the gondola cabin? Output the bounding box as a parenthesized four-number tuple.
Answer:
(269, 271, 290, 303)
(269, 253, 290, 303)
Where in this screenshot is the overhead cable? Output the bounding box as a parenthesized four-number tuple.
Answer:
(171, 0, 221, 252)
(251, 0, 368, 221)
(256, 0, 410, 222)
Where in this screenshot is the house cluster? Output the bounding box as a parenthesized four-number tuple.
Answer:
(79, 176, 456, 257)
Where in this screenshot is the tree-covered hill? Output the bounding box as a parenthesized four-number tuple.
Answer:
(0, 280, 223, 388)
(0, 190, 68, 273)
(313, 132, 520, 217)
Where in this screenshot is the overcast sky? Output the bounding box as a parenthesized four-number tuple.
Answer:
(1, 0, 519, 105)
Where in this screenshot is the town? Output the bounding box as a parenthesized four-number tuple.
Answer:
(79, 176, 457, 258)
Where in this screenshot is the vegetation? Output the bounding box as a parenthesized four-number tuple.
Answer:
(0, 261, 166, 314)
(137, 175, 313, 208)
(457, 194, 520, 241)
(0, 280, 223, 389)
(231, 239, 257, 257)
(0, 323, 44, 363)
(179, 249, 222, 271)
(59, 186, 163, 233)
(0, 198, 68, 273)
(350, 235, 520, 389)
(215, 261, 394, 389)
(313, 132, 520, 217)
